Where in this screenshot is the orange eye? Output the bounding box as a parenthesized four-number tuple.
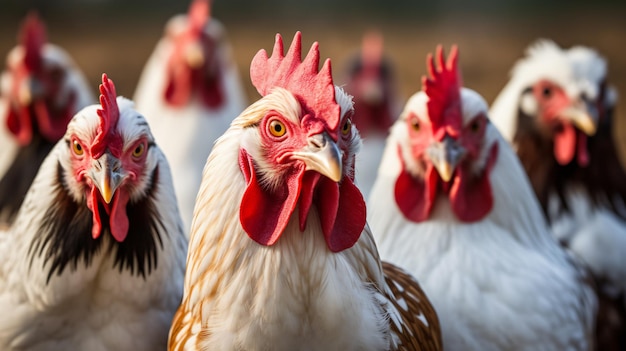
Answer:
(132, 143, 145, 157)
(341, 119, 352, 135)
(72, 140, 84, 156)
(411, 119, 420, 132)
(269, 120, 286, 137)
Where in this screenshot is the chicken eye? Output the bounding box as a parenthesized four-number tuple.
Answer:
(269, 120, 286, 137)
(132, 143, 145, 157)
(411, 119, 420, 132)
(341, 119, 352, 135)
(72, 140, 84, 156)
(542, 86, 552, 98)
(470, 120, 481, 133)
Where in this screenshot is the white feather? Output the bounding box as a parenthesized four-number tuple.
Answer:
(133, 17, 247, 234)
(0, 43, 94, 179)
(369, 89, 596, 350)
(0, 99, 187, 351)
(175, 89, 394, 351)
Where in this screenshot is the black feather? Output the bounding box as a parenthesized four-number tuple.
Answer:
(28, 162, 166, 283)
(0, 134, 55, 225)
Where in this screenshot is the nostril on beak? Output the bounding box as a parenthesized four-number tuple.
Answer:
(308, 134, 326, 150)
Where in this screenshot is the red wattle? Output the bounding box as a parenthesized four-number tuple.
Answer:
(554, 123, 576, 165)
(239, 148, 304, 246)
(110, 190, 130, 242)
(6, 106, 33, 146)
(87, 187, 103, 239)
(298, 172, 321, 232)
(318, 176, 365, 252)
(449, 143, 498, 222)
(394, 145, 439, 222)
(577, 132, 589, 167)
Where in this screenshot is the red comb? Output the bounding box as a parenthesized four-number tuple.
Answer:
(20, 12, 47, 71)
(92, 74, 123, 158)
(250, 32, 340, 136)
(188, 0, 210, 35)
(422, 45, 462, 139)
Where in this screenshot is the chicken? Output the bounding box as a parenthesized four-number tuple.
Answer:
(0, 74, 187, 350)
(168, 32, 442, 351)
(368, 45, 597, 350)
(342, 30, 400, 198)
(490, 39, 626, 350)
(0, 13, 94, 227)
(133, 0, 247, 232)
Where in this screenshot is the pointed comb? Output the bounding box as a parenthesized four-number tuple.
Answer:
(20, 12, 47, 71)
(422, 45, 463, 138)
(250, 32, 340, 135)
(92, 73, 123, 158)
(188, 0, 210, 35)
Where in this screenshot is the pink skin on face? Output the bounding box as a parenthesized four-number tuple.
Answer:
(395, 111, 497, 223)
(70, 135, 149, 242)
(238, 111, 365, 252)
(532, 79, 589, 166)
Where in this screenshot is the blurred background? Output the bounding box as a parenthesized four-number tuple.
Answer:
(1, 0, 625, 156)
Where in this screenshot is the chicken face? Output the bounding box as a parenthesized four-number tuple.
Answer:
(5, 13, 77, 146)
(237, 32, 366, 253)
(520, 78, 597, 166)
(163, 0, 223, 108)
(64, 75, 155, 243)
(394, 46, 498, 223)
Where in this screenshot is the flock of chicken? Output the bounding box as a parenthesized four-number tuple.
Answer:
(0, 0, 623, 350)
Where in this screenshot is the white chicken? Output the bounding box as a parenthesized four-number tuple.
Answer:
(0, 12, 94, 226)
(168, 32, 442, 351)
(368, 45, 597, 350)
(133, 0, 247, 232)
(490, 39, 626, 349)
(0, 74, 187, 350)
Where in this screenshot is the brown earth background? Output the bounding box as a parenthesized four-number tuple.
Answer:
(1, 0, 625, 164)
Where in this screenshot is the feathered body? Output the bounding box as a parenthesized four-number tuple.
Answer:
(0, 13, 94, 226)
(490, 39, 626, 349)
(343, 31, 400, 199)
(133, 0, 247, 232)
(169, 32, 442, 351)
(368, 46, 596, 350)
(0, 75, 187, 350)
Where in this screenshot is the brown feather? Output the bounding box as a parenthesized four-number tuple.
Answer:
(382, 262, 443, 351)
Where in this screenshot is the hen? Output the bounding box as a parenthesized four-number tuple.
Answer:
(490, 39, 626, 350)
(342, 30, 400, 198)
(368, 45, 597, 350)
(0, 13, 94, 227)
(133, 0, 247, 232)
(168, 32, 442, 351)
(0, 74, 187, 350)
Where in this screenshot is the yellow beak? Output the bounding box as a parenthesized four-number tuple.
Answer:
(427, 136, 467, 182)
(90, 152, 124, 204)
(291, 132, 343, 182)
(560, 104, 597, 136)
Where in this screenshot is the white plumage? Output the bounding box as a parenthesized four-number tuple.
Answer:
(168, 32, 442, 351)
(368, 46, 596, 350)
(0, 14, 95, 226)
(0, 83, 187, 350)
(133, 1, 247, 232)
(490, 40, 626, 304)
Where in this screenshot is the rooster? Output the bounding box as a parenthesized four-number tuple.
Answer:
(342, 30, 400, 198)
(490, 39, 626, 350)
(168, 32, 442, 351)
(367, 45, 597, 350)
(0, 74, 187, 350)
(0, 13, 94, 227)
(133, 0, 247, 232)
